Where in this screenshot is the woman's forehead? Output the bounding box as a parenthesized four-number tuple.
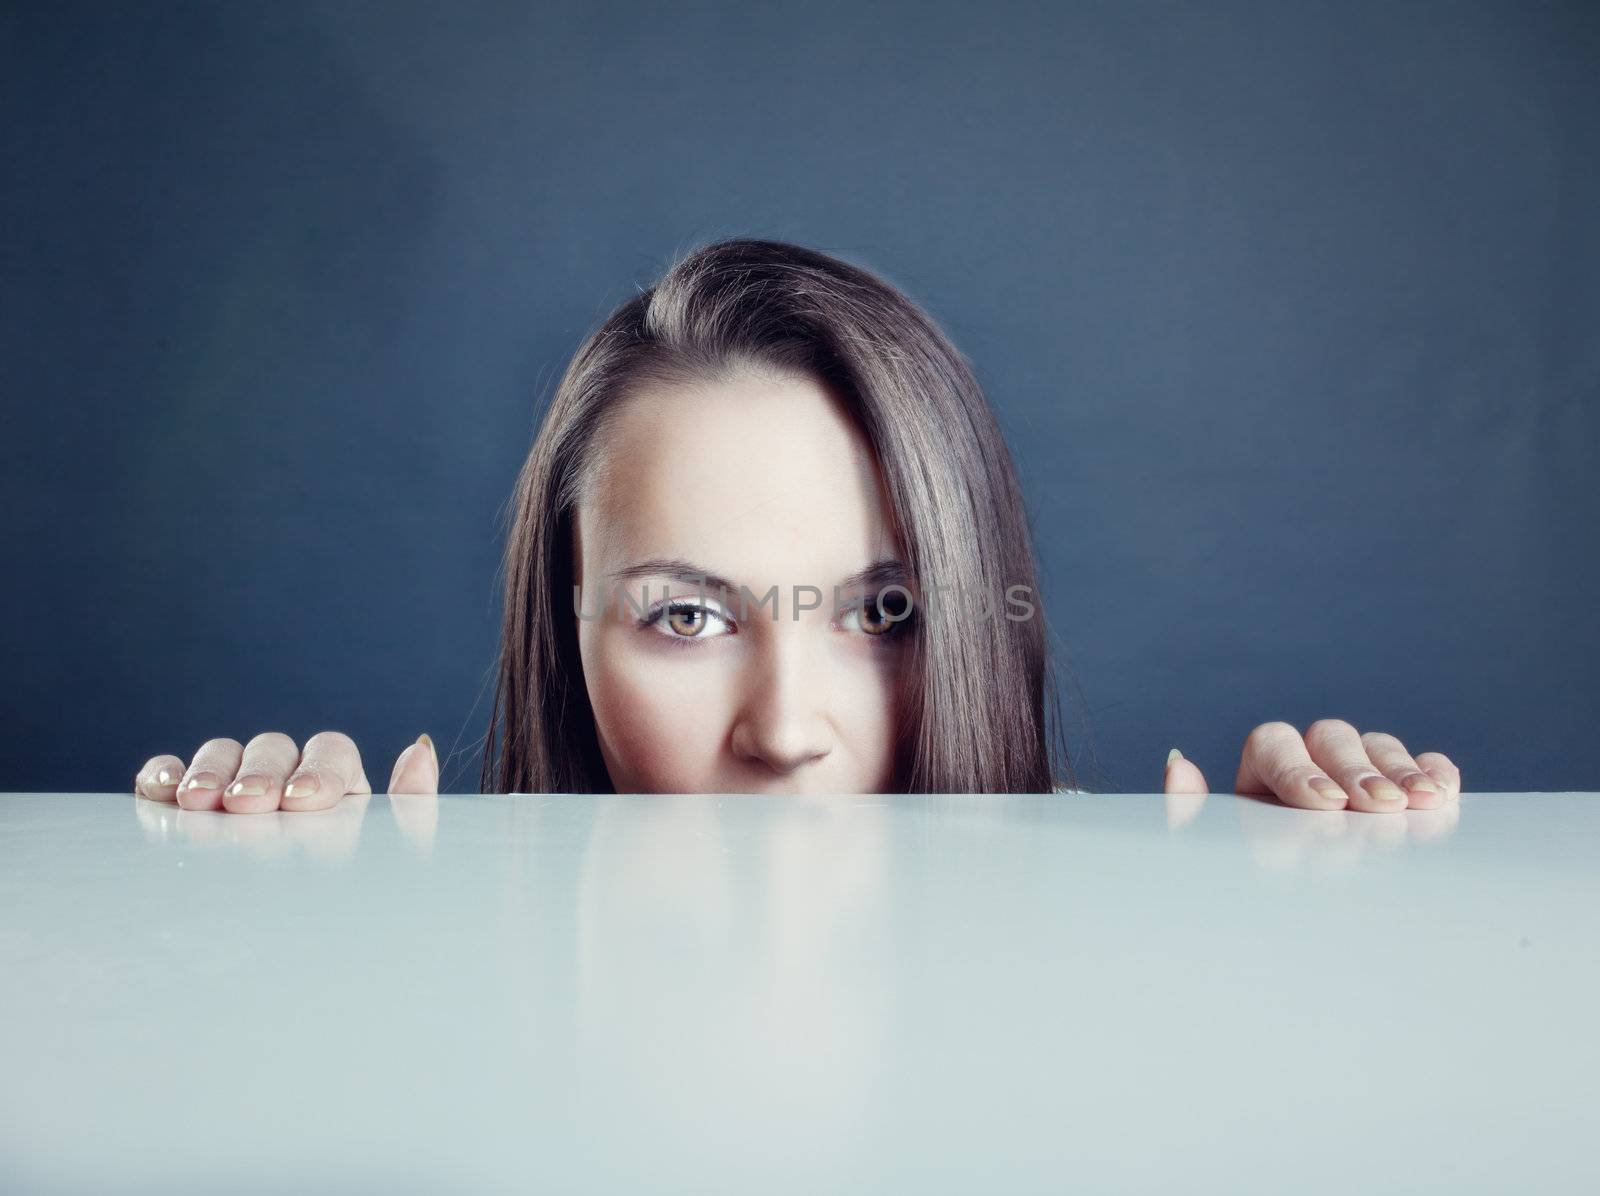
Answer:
(580, 372, 902, 580)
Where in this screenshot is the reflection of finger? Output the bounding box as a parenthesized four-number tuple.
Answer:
(390, 793, 439, 854)
(1237, 799, 1354, 874)
(171, 808, 288, 855)
(282, 792, 371, 861)
(1164, 791, 1206, 830)
(133, 794, 179, 841)
(1406, 801, 1461, 843)
(219, 811, 291, 856)
(1236, 793, 1454, 875)
(1238, 800, 1312, 872)
(1351, 810, 1408, 852)
(169, 809, 231, 847)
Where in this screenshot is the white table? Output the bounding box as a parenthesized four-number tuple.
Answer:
(2, 791, 1595, 1193)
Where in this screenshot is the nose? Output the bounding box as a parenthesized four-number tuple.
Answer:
(728, 637, 835, 776)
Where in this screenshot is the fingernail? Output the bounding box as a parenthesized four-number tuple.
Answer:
(1166, 747, 1182, 768)
(225, 776, 267, 798)
(154, 767, 180, 787)
(283, 774, 321, 800)
(1402, 773, 1442, 796)
(417, 732, 437, 767)
(1425, 768, 1452, 792)
(1308, 776, 1348, 804)
(184, 771, 223, 792)
(1360, 775, 1407, 804)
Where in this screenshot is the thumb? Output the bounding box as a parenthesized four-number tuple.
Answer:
(388, 732, 440, 795)
(1163, 747, 1208, 795)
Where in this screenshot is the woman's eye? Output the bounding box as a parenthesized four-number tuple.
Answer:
(841, 591, 915, 637)
(648, 601, 734, 641)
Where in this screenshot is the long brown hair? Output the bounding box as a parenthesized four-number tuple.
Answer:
(480, 237, 1078, 794)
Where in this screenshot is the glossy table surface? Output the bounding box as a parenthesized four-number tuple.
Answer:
(2, 790, 1596, 1194)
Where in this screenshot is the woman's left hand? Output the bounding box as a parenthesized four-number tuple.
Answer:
(1162, 719, 1461, 812)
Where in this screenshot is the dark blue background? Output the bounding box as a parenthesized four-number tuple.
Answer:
(5, 1, 1595, 794)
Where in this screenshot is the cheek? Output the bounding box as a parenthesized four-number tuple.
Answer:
(832, 646, 907, 789)
(581, 626, 734, 792)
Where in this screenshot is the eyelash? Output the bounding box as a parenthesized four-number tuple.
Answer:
(638, 600, 736, 649)
(637, 594, 918, 647)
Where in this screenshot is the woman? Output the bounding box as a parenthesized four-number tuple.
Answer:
(132, 238, 1460, 811)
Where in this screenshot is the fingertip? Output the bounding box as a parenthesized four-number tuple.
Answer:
(1347, 796, 1406, 814)
(1164, 767, 1207, 796)
(221, 779, 280, 814)
(1282, 794, 1346, 812)
(388, 742, 436, 795)
(1302, 777, 1350, 810)
(418, 733, 440, 793)
(176, 788, 223, 812)
(1162, 750, 1208, 796)
(280, 784, 341, 814)
(136, 762, 185, 802)
(1402, 785, 1446, 811)
(392, 733, 440, 796)
(1425, 769, 1460, 802)
(1347, 777, 1408, 814)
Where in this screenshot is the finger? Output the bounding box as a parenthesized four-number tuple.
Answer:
(222, 731, 301, 814)
(1302, 719, 1407, 813)
(1360, 731, 1448, 810)
(1163, 747, 1208, 795)
(387, 732, 440, 796)
(177, 738, 244, 811)
(1413, 751, 1461, 802)
(1232, 721, 1353, 811)
(281, 730, 372, 813)
(135, 754, 187, 803)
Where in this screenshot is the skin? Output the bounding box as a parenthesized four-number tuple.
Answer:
(132, 372, 1462, 811)
(571, 369, 909, 794)
(1164, 721, 1460, 813)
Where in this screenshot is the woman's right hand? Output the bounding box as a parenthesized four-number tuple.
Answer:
(132, 731, 439, 812)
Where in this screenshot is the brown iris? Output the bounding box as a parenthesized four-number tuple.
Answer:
(859, 590, 911, 635)
(667, 605, 709, 637)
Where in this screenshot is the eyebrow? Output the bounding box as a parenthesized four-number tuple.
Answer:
(607, 557, 912, 597)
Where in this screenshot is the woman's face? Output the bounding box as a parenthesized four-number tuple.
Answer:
(574, 370, 913, 794)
